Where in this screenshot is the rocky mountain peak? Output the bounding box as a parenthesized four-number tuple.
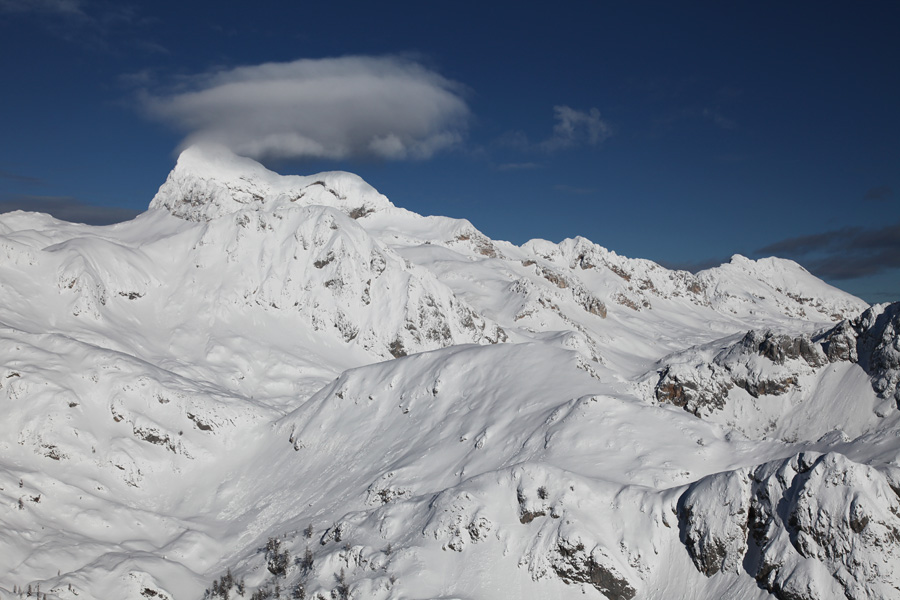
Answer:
(149, 144, 393, 222)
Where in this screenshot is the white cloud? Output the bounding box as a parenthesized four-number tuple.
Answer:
(141, 56, 470, 161)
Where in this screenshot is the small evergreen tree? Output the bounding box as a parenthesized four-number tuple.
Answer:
(299, 546, 314, 574)
(335, 568, 350, 600)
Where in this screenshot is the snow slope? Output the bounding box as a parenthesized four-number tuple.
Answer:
(1, 145, 895, 600)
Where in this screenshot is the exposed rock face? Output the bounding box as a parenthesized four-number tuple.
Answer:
(655, 365, 733, 415)
(656, 303, 900, 417)
(757, 332, 825, 367)
(678, 468, 751, 576)
(856, 303, 900, 405)
(551, 538, 637, 600)
(655, 330, 823, 416)
(679, 452, 900, 600)
(813, 302, 900, 405)
(723, 330, 826, 371)
(818, 319, 858, 363)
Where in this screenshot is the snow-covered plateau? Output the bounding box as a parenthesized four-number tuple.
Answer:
(1, 144, 898, 600)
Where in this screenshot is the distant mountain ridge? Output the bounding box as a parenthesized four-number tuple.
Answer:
(0, 145, 894, 600)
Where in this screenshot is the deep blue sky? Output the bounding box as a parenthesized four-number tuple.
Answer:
(1, 1, 898, 302)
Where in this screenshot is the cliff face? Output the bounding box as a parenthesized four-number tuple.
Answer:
(679, 452, 900, 600)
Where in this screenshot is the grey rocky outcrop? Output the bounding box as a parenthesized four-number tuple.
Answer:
(657, 302, 900, 416)
(815, 302, 900, 405)
(818, 319, 858, 363)
(678, 452, 900, 600)
(678, 468, 751, 576)
(551, 538, 637, 600)
(856, 303, 900, 405)
(655, 330, 823, 416)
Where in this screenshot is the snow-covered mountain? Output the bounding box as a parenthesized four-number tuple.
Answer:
(1, 145, 896, 600)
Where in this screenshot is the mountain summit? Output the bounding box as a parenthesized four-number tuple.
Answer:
(1, 146, 895, 600)
(150, 144, 394, 222)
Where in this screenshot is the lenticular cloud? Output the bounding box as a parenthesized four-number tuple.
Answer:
(141, 56, 470, 161)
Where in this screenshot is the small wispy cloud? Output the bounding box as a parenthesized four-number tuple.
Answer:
(714, 153, 749, 164)
(0, 0, 161, 52)
(139, 56, 470, 162)
(496, 162, 540, 171)
(0, 0, 85, 16)
(651, 106, 738, 135)
(553, 184, 595, 195)
(542, 106, 611, 151)
(0, 195, 139, 225)
(0, 169, 42, 184)
(757, 221, 900, 280)
(864, 185, 893, 202)
(132, 38, 169, 55)
(501, 106, 612, 153)
(701, 108, 737, 130)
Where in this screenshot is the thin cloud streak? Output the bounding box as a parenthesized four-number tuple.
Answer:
(3, 0, 140, 26)
(757, 221, 900, 280)
(553, 184, 595, 195)
(864, 185, 893, 202)
(496, 162, 540, 171)
(0, 0, 160, 52)
(650, 106, 739, 136)
(0, 170, 42, 184)
(702, 107, 737, 130)
(0, 195, 139, 225)
(140, 56, 470, 161)
(0, 0, 85, 16)
(866, 290, 900, 303)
